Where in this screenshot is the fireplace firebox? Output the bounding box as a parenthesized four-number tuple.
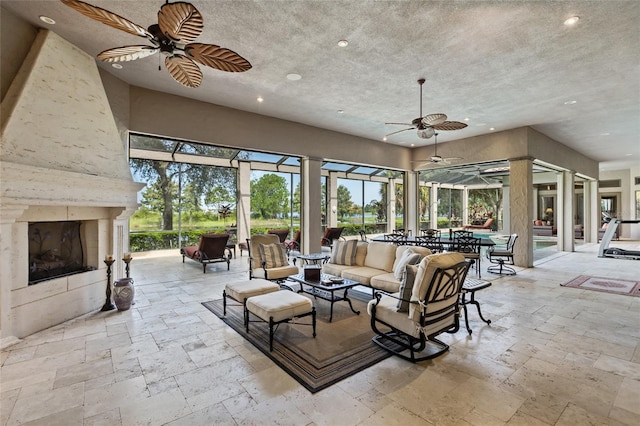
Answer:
(28, 221, 94, 284)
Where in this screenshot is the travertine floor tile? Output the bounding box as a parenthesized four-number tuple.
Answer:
(2, 243, 638, 425)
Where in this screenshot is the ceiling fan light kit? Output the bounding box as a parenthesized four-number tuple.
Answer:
(60, 0, 252, 88)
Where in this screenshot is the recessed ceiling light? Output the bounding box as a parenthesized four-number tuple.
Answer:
(286, 73, 301, 81)
(464, 117, 470, 121)
(564, 100, 577, 105)
(257, 96, 264, 103)
(625, 153, 633, 156)
(111, 63, 123, 69)
(564, 16, 580, 26)
(410, 143, 415, 147)
(600, 132, 610, 136)
(489, 127, 495, 131)
(337, 39, 349, 47)
(382, 136, 387, 142)
(337, 110, 344, 114)
(39, 16, 56, 25)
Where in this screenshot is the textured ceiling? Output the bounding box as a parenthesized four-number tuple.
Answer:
(3, 0, 639, 171)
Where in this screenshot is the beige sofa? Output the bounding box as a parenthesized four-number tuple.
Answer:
(322, 241, 432, 294)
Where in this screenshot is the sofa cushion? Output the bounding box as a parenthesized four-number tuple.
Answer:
(342, 266, 387, 285)
(393, 249, 420, 280)
(258, 243, 288, 268)
(330, 239, 358, 265)
(370, 272, 401, 293)
(397, 264, 418, 312)
(354, 242, 368, 266)
(409, 252, 465, 322)
(364, 242, 396, 272)
(322, 262, 354, 277)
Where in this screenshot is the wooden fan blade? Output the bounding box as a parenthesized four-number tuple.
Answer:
(385, 127, 416, 137)
(61, 0, 152, 39)
(97, 45, 158, 62)
(422, 113, 447, 126)
(186, 43, 252, 72)
(158, 2, 203, 43)
(165, 55, 203, 88)
(433, 121, 468, 131)
(385, 122, 413, 126)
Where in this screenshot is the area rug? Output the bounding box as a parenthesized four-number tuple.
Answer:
(202, 290, 395, 393)
(561, 275, 640, 297)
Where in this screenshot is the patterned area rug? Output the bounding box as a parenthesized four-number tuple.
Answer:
(561, 275, 640, 297)
(202, 291, 394, 393)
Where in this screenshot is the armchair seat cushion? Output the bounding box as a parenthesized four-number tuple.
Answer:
(256, 265, 299, 281)
(367, 294, 418, 337)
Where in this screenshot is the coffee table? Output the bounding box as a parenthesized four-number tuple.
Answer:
(288, 273, 360, 322)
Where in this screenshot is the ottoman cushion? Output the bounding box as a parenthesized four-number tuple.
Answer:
(247, 291, 313, 323)
(225, 279, 280, 302)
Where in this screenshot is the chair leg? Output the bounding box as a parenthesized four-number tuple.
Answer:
(223, 290, 227, 316)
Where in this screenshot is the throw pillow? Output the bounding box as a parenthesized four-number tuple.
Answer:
(330, 239, 358, 265)
(397, 264, 418, 312)
(258, 243, 289, 268)
(393, 249, 420, 280)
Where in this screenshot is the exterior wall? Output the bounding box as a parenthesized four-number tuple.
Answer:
(128, 87, 412, 171)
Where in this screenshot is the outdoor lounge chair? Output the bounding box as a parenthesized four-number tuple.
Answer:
(463, 218, 494, 230)
(321, 227, 345, 249)
(267, 228, 289, 244)
(180, 233, 232, 273)
(368, 252, 471, 362)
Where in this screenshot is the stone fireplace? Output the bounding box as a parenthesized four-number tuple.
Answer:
(0, 29, 144, 344)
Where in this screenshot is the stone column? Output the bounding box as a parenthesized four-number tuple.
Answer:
(302, 158, 322, 253)
(404, 171, 418, 234)
(0, 205, 27, 346)
(462, 187, 469, 227)
(502, 178, 511, 233)
(387, 177, 397, 233)
(557, 170, 575, 252)
(112, 207, 136, 279)
(430, 184, 439, 230)
(328, 172, 338, 228)
(236, 161, 252, 247)
(508, 158, 533, 267)
(586, 180, 599, 243)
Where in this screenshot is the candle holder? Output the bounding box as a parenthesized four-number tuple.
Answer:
(101, 258, 116, 311)
(123, 256, 132, 278)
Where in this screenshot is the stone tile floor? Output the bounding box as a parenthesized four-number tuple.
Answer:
(1, 242, 639, 425)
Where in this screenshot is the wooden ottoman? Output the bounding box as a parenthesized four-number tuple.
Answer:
(245, 291, 316, 351)
(223, 279, 280, 325)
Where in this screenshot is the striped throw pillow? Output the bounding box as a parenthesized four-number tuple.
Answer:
(397, 264, 418, 312)
(330, 239, 358, 265)
(258, 243, 289, 268)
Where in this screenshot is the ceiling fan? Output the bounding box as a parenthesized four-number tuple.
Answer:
(413, 133, 463, 166)
(60, 0, 252, 88)
(385, 78, 467, 139)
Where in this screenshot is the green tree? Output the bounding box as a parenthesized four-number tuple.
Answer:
(337, 185, 353, 220)
(130, 135, 237, 230)
(251, 173, 289, 219)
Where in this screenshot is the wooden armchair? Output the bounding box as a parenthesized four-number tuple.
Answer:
(180, 233, 232, 273)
